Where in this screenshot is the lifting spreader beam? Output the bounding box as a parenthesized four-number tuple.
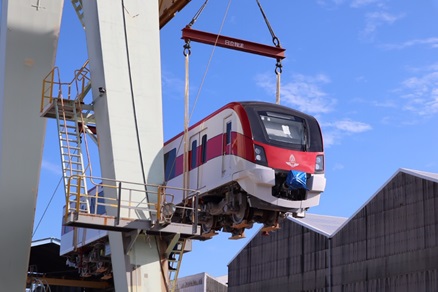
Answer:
(182, 27, 285, 60)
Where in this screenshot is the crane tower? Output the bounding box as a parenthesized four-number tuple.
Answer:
(0, 0, 194, 290)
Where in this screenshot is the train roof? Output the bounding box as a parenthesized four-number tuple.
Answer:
(164, 101, 318, 145)
(239, 101, 318, 120)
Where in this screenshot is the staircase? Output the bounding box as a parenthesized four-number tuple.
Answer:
(71, 0, 85, 28)
(55, 98, 89, 214)
(40, 61, 93, 216)
(168, 238, 187, 292)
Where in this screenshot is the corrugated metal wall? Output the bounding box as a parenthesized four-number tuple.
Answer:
(228, 222, 329, 291)
(228, 171, 438, 292)
(206, 275, 228, 292)
(331, 172, 438, 291)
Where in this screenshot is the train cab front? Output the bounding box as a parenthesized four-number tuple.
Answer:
(237, 102, 326, 217)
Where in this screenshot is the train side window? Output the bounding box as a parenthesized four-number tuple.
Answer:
(201, 134, 207, 163)
(191, 140, 197, 169)
(226, 122, 232, 145)
(164, 148, 176, 180)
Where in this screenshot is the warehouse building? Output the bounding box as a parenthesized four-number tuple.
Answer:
(228, 168, 438, 291)
(175, 272, 227, 292)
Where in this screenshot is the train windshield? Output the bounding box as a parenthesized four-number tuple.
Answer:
(259, 112, 306, 147)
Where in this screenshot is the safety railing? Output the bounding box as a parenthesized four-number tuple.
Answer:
(64, 175, 200, 229)
(40, 66, 61, 112)
(40, 60, 91, 113)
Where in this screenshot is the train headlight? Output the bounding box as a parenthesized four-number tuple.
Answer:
(315, 155, 324, 172)
(254, 145, 267, 164)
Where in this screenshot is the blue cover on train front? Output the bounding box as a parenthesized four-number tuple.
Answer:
(286, 170, 308, 190)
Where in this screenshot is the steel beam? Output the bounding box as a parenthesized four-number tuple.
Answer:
(182, 27, 286, 59)
(159, 0, 192, 28)
(27, 277, 111, 289)
(63, 212, 201, 235)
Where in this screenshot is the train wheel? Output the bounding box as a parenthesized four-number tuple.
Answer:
(201, 216, 215, 234)
(232, 195, 248, 225)
(260, 211, 280, 233)
(229, 228, 246, 240)
(259, 210, 277, 226)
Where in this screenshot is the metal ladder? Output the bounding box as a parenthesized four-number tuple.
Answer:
(54, 98, 89, 214)
(168, 238, 187, 292)
(71, 0, 85, 28)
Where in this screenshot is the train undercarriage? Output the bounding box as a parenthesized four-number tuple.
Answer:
(172, 178, 302, 239)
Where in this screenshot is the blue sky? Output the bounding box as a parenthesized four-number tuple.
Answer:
(33, 0, 438, 279)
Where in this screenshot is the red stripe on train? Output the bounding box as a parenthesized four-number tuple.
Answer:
(167, 133, 322, 181)
(256, 141, 322, 173)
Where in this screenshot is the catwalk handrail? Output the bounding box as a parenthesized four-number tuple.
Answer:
(65, 175, 200, 228)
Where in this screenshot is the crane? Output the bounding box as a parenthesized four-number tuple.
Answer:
(1, 0, 298, 290)
(0, 0, 194, 290)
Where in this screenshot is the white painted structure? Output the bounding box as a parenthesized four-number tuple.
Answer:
(0, 0, 193, 290)
(0, 0, 63, 290)
(82, 1, 167, 290)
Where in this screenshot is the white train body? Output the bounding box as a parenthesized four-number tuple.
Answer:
(164, 101, 326, 236)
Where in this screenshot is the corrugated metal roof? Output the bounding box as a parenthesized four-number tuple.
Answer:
(31, 237, 60, 247)
(288, 213, 348, 237)
(329, 168, 438, 237)
(401, 168, 438, 183)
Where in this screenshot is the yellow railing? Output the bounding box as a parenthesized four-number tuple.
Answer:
(40, 60, 91, 112)
(73, 60, 91, 103)
(40, 66, 60, 112)
(64, 175, 199, 226)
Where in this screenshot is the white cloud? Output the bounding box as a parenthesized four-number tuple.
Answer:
(162, 70, 186, 99)
(333, 119, 372, 133)
(42, 160, 60, 175)
(321, 119, 372, 147)
(256, 73, 336, 114)
(321, 130, 338, 147)
(380, 116, 392, 124)
(317, 0, 387, 9)
(316, 0, 346, 7)
(372, 100, 397, 108)
(256, 72, 372, 148)
(427, 63, 438, 71)
(360, 11, 404, 40)
(355, 76, 367, 83)
(399, 71, 438, 116)
(382, 37, 438, 50)
(351, 0, 382, 8)
(332, 163, 345, 170)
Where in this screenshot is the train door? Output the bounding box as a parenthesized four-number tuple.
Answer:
(222, 115, 232, 178)
(189, 134, 199, 191)
(189, 130, 208, 190)
(198, 129, 208, 189)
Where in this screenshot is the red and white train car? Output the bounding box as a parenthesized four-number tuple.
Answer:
(164, 101, 326, 237)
